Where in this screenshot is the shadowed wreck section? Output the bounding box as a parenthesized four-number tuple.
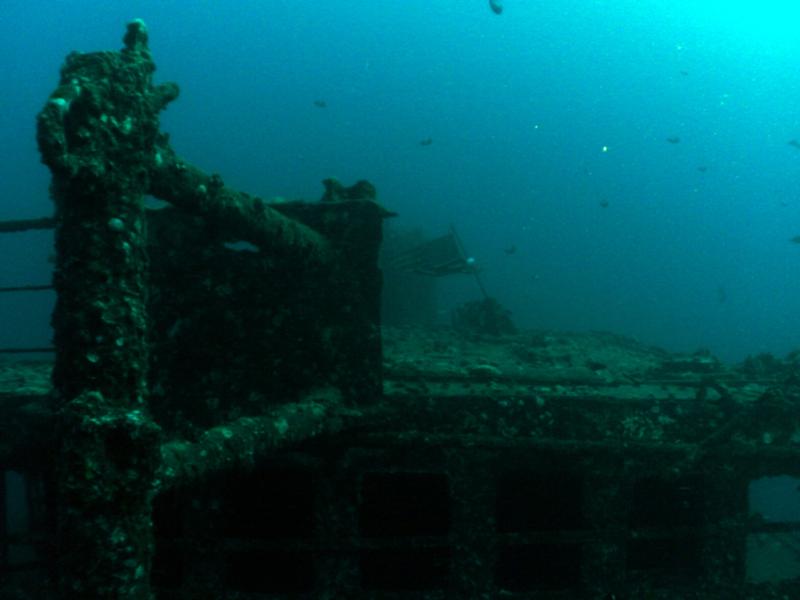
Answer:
(35, 19, 384, 599)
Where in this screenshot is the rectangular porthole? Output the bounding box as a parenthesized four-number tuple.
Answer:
(3, 471, 39, 567)
(495, 543, 581, 591)
(747, 476, 800, 583)
(218, 467, 315, 538)
(496, 470, 584, 532)
(749, 476, 800, 524)
(360, 548, 450, 590)
(225, 550, 314, 593)
(746, 531, 800, 583)
(359, 472, 450, 537)
(629, 475, 704, 529)
(626, 538, 703, 583)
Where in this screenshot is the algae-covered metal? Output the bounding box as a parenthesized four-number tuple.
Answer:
(30, 19, 385, 599)
(37, 19, 166, 599)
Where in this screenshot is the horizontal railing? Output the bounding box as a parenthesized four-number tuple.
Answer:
(0, 217, 55, 233)
(0, 217, 55, 354)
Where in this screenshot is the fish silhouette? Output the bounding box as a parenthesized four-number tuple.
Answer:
(489, 0, 503, 14)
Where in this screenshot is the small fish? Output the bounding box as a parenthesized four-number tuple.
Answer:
(489, 0, 503, 14)
(313, 99, 327, 108)
(789, 139, 800, 150)
(697, 165, 708, 173)
(680, 70, 689, 76)
(419, 137, 433, 146)
(666, 136, 681, 144)
(504, 244, 517, 255)
(791, 235, 800, 244)
(599, 199, 609, 208)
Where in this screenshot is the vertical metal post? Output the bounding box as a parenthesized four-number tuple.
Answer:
(36, 20, 173, 599)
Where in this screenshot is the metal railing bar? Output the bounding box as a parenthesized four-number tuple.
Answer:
(0, 285, 53, 293)
(0, 348, 54, 354)
(0, 218, 55, 233)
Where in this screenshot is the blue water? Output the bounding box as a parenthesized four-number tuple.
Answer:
(2, 0, 800, 362)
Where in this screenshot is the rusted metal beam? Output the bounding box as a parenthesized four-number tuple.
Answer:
(157, 388, 346, 490)
(149, 142, 331, 263)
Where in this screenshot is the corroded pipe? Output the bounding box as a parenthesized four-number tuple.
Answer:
(149, 140, 331, 262)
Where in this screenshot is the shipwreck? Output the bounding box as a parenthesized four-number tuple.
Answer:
(2, 20, 800, 599)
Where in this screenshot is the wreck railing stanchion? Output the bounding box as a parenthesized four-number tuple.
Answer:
(36, 19, 166, 599)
